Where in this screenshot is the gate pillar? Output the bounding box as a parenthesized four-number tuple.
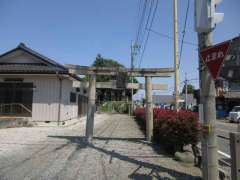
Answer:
(86, 74, 96, 141)
(145, 76, 153, 141)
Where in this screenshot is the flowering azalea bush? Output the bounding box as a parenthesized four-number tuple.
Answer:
(133, 107, 146, 131)
(134, 108, 200, 153)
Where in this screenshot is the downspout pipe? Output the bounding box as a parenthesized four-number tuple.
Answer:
(57, 73, 63, 126)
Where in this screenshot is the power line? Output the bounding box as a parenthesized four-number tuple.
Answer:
(138, 0, 158, 68)
(137, 0, 142, 18)
(147, 28, 197, 47)
(179, 0, 190, 69)
(144, 0, 154, 33)
(135, 0, 147, 46)
(135, 0, 143, 36)
(133, 0, 148, 68)
(179, 77, 199, 87)
(137, 0, 154, 49)
(135, 0, 155, 67)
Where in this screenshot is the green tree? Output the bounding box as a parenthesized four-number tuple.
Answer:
(93, 54, 124, 82)
(85, 54, 138, 102)
(181, 84, 195, 94)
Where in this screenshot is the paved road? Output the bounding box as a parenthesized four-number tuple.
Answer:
(216, 121, 238, 156)
(215, 120, 238, 173)
(0, 114, 201, 180)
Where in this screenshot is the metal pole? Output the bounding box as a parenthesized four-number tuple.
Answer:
(86, 74, 96, 142)
(145, 76, 153, 141)
(185, 73, 188, 110)
(173, 0, 180, 111)
(131, 43, 134, 115)
(198, 32, 219, 180)
(230, 132, 240, 180)
(237, 124, 240, 132)
(57, 78, 62, 126)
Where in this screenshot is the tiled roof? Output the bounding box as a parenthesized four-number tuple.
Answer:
(16, 43, 67, 70)
(0, 64, 68, 74)
(0, 43, 68, 74)
(0, 43, 81, 81)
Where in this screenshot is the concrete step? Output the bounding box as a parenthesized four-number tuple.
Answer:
(0, 117, 31, 128)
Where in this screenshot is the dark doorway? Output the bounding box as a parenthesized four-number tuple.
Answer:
(0, 83, 33, 116)
(78, 94, 88, 117)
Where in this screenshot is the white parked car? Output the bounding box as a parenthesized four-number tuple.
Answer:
(229, 106, 240, 123)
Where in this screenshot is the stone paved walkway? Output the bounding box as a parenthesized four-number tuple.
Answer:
(0, 114, 202, 180)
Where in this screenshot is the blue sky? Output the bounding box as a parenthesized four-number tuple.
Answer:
(0, 0, 239, 96)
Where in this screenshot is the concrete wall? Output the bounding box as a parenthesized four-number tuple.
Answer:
(0, 75, 78, 122)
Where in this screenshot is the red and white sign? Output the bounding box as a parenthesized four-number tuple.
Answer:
(200, 41, 231, 80)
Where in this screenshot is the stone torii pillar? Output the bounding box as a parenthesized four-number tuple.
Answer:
(86, 74, 96, 141)
(145, 76, 153, 141)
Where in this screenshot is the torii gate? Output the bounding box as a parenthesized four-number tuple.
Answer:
(66, 65, 174, 142)
(73, 81, 169, 91)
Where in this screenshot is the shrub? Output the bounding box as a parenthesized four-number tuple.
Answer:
(99, 101, 129, 114)
(134, 108, 200, 153)
(134, 107, 146, 130)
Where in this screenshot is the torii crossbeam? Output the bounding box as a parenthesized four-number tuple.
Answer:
(66, 64, 174, 77)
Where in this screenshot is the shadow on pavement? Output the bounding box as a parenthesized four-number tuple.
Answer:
(48, 135, 202, 180)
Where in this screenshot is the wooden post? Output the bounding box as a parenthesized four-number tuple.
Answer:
(86, 74, 96, 141)
(230, 132, 240, 180)
(145, 76, 153, 141)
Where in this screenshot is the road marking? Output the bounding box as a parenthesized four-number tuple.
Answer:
(218, 150, 231, 159)
(196, 146, 231, 160)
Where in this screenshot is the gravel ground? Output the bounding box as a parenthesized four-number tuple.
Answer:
(0, 113, 202, 180)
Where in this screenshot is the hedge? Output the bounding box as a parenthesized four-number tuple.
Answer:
(134, 108, 200, 153)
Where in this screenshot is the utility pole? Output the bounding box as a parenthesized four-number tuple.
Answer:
(131, 43, 134, 115)
(173, 0, 180, 111)
(195, 0, 224, 179)
(185, 73, 188, 110)
(198, 32, 219, 180)
(86, 74, 96, 142)
(130, 43, 139, 114)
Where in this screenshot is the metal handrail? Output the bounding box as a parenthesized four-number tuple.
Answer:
(0, 103, 32, 114)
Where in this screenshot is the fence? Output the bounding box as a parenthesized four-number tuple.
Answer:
(229, 132, 240, 180)
(217, 132, 240, 180)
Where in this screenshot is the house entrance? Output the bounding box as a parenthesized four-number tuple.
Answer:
(0, 82, 33, 116)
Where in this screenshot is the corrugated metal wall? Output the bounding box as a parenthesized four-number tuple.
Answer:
(60, 79, 79, 121)
(27, 76, 59, 121)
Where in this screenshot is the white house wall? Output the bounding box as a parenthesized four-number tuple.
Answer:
(0, 75, 78, 122)
(28, 76, 59, 122)
(60, 79, 78, 121)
